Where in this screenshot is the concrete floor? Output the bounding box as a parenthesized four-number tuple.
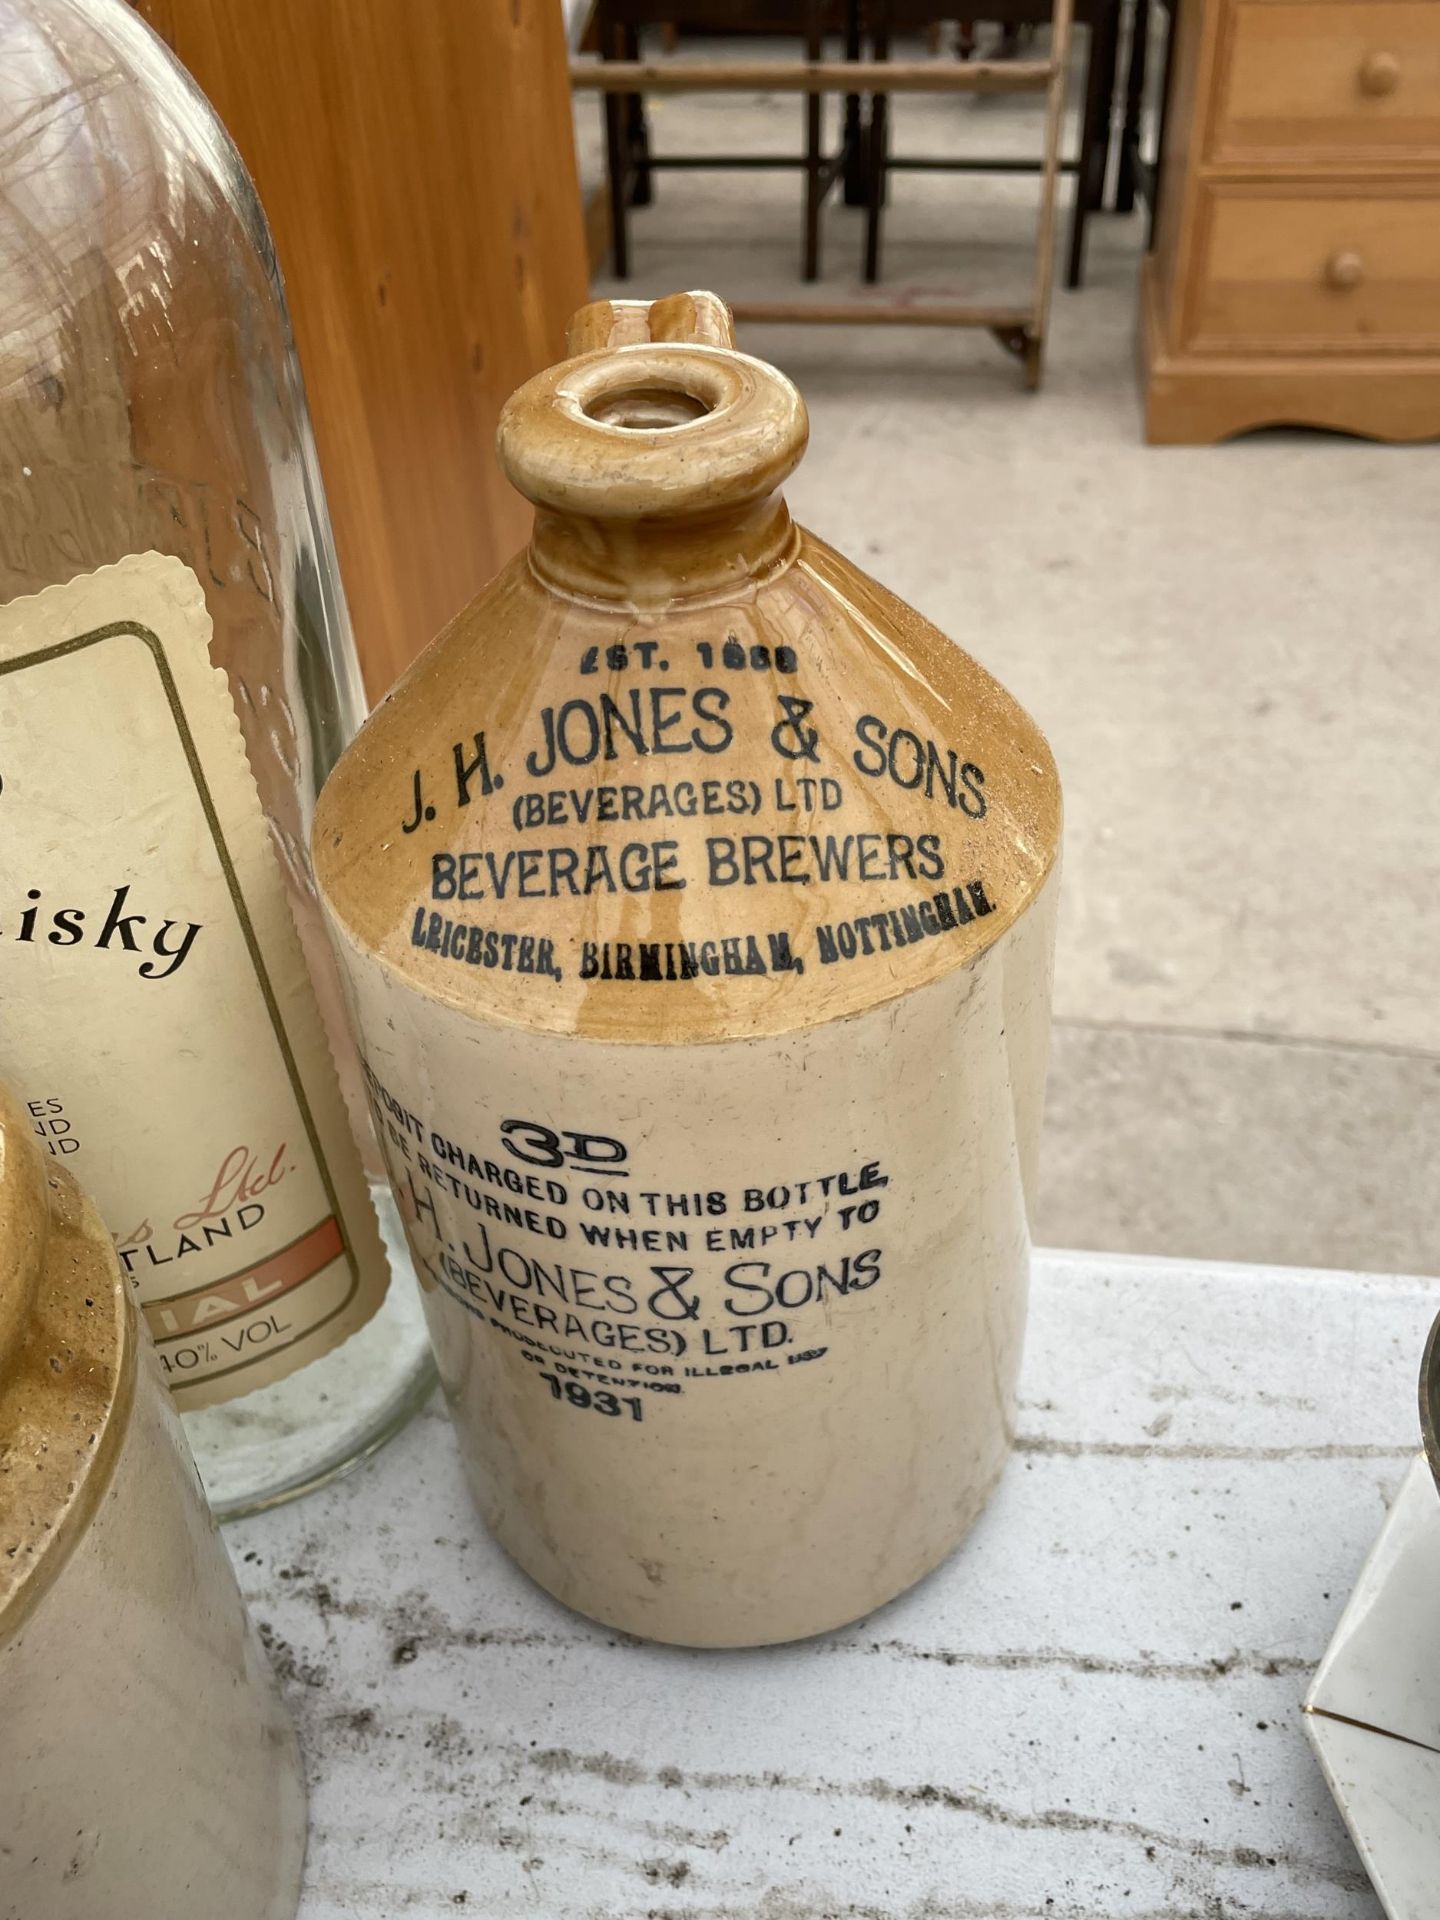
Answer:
(577, 45, 1440, 1278)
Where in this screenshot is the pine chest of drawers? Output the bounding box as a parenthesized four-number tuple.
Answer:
(1141, 0, 1440, 442)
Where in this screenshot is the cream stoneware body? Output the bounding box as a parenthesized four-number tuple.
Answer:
(313, 292, 1061, 1647)
(0, 1086, 306, 1920)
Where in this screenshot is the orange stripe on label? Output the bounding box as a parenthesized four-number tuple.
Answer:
(146, 1216, 345, 1340)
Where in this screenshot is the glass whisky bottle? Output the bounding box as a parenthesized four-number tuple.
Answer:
(0, 0, 432, 1515)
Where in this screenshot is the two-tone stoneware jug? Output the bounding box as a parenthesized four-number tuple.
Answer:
(313, 291, 1061, 1647)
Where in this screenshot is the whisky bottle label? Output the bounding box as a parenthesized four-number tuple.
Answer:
(0, 555, 388, 1409)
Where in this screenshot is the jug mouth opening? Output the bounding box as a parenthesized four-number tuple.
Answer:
(582, 381, 713, 431)
(498, 342, 808, 525)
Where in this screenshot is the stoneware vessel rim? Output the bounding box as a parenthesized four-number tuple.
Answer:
(497, 340, 808, 526)
(1419, 1307, 1440, 1498)
(0, 1085, 134, 1643)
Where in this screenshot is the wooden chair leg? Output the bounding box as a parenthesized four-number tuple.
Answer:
(803, 3, 823, 280)
(626, 98, 653, 206)
(863, 14, 891, 283)
(875, 4, 892, 210)
(601, 23, 630, 277)
(1089, 0, 1122, 211)
(1029, 0, 1076, 386)
(1116, 0, 1150, 211)
(622, 24, 653, 207)
(1064, 10, 1113, 287)
(842, 0, 866, 205)
(1146, 0, 1178, 248)
(863, 99, 889, 281)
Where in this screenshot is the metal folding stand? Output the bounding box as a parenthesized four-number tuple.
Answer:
(571, 0, 1075, 390)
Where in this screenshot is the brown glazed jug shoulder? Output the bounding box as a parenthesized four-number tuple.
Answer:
(314, 292, 1061, 1647)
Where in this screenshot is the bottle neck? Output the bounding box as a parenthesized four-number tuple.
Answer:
(526, 495, 799, 607)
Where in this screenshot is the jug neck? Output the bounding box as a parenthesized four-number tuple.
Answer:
(527, 494, 800, 607)
(496, 317, 809, 615)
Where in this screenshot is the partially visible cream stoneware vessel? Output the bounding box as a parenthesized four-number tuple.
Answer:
(314, 291, 1061, 1647)
(0, 1085, 305, 1920)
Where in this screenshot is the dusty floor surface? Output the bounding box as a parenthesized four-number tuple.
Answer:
(575, 33, 1440, 1278)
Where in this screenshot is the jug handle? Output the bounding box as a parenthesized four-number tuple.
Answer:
(564, 290, 736, 357)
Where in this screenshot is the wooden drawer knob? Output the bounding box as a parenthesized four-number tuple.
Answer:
(1325, 250, 1365, 291)
(1359, 50, 1401, 96)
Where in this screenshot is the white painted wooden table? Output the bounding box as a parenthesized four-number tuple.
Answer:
(230, 1251, 1438, 1919)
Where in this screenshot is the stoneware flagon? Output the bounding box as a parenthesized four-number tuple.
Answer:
(313, 291, 1061, 1647)
(0, 1084, 306, 1919)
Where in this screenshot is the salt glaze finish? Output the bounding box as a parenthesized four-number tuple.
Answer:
(0, 1087, 306, 1920)
(314, 293, 1061, 1647)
